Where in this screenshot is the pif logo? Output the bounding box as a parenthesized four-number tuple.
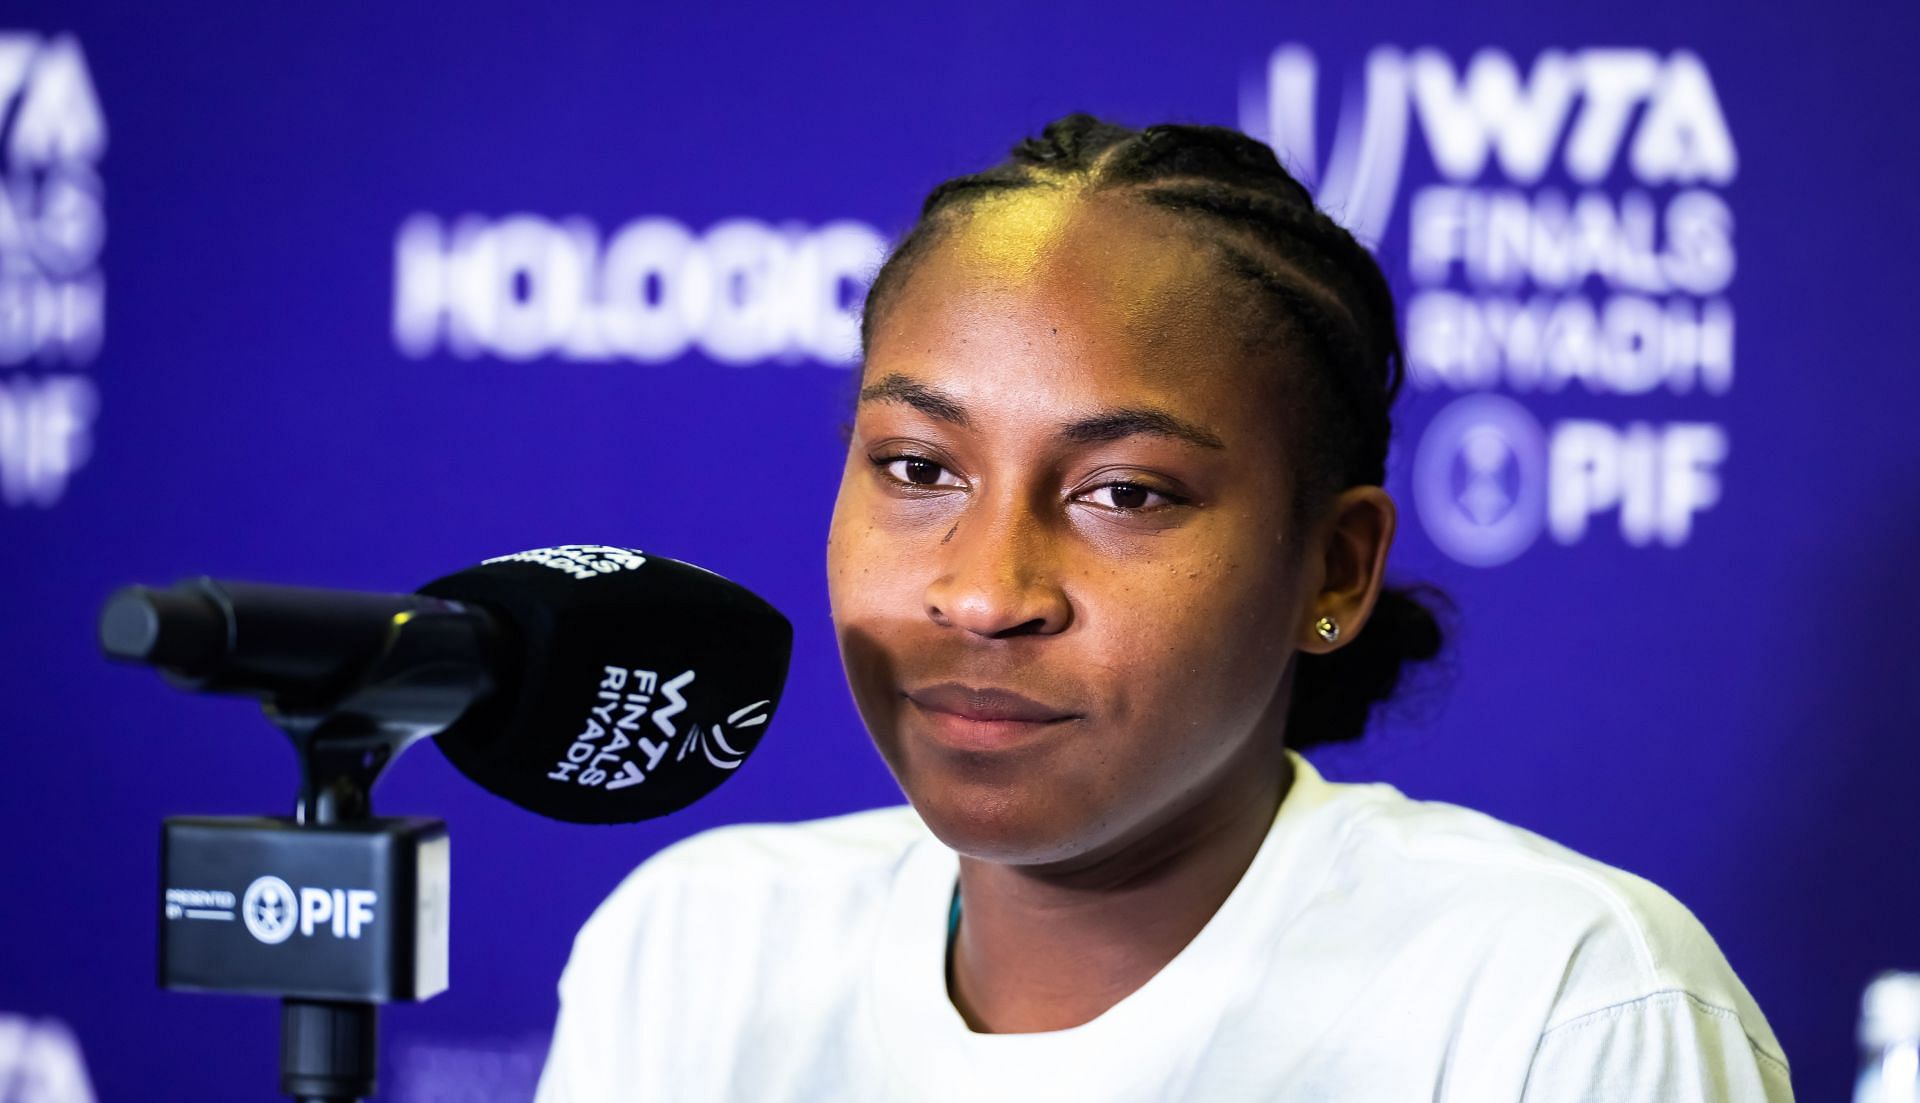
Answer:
(241, 875, 378, 944)
(1415, 394, 1726, 565)
(241, 876, 298, 944)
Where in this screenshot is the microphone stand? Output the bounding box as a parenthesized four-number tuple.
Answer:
(277, 718, 395, 1103)
(150, 602, 488, 1102)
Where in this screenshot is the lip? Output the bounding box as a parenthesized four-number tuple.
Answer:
(904, 683, 1079, 751)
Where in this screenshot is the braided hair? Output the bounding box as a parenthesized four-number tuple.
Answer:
(859, 113, 1448, 750)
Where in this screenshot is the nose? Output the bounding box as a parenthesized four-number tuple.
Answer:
(923, 493, 1072, 639)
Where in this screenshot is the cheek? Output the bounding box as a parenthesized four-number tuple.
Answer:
(1088, 555, 1293, 750)
(827, 476, 921, 622)
(825, 474, 859, 616)
(826, 474, 926, 721)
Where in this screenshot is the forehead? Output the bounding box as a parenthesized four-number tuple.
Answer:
(865, 190, 1280, 418)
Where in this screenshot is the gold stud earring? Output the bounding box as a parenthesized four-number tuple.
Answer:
(1313, 615, 1340, 643)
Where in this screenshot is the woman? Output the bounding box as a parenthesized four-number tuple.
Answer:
(536, 115, 1791, 1101)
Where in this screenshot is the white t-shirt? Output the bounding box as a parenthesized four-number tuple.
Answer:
(535, 753, 1792, 1101)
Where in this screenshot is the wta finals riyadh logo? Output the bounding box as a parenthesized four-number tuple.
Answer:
(1243, 44, 1739, 565)
(0, 32, 104, 510)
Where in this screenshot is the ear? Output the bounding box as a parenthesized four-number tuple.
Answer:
(1297, 486, 1397, 655)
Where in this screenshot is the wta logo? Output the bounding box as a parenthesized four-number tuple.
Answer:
(1240, 44, 1735, 245)
(551, 665, 767, 790)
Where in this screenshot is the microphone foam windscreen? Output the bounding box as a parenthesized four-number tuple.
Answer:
(418, 546, 792, 824)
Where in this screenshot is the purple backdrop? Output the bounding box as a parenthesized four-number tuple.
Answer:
(2, 2, 1915, 1099)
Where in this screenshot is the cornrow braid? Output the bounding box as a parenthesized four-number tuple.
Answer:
(859, 112, 1449, 749)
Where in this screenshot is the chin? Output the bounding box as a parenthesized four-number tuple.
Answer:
(902, 772, 1101, 867)
(864, 711, 1123, 868)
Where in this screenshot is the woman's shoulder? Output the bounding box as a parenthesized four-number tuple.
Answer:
(1322, 779, 1722, 963)
(569, 805, 931, 957)
(1301, 766, 1785, 1069)
(539, 807, 934, 1099)
(1320, 777, 1694, 925)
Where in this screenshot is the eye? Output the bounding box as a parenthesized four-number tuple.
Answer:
(1078, 481, 1186, 512)
(877, 456, 965, 488)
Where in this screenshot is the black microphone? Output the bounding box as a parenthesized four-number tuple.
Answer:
(100, 544, 793, 824)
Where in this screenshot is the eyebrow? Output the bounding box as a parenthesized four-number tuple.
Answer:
(1061, 408, 1226, 450)
(857, 372, 1226, 451)
(858, 373, 972, 428)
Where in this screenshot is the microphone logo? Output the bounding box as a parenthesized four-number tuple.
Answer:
(552, 666, 699, 791)
(549, 665, 776, 791)
(680, 699, 769, 771)
(480, 545, 648, 581)
(241, 876, 298, 945)
(650, 669, 693, 738)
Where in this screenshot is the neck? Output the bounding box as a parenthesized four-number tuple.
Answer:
(947, 750, 1294, 1033)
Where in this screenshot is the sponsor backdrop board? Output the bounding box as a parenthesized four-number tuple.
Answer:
(2, 2, 1915, 1099)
